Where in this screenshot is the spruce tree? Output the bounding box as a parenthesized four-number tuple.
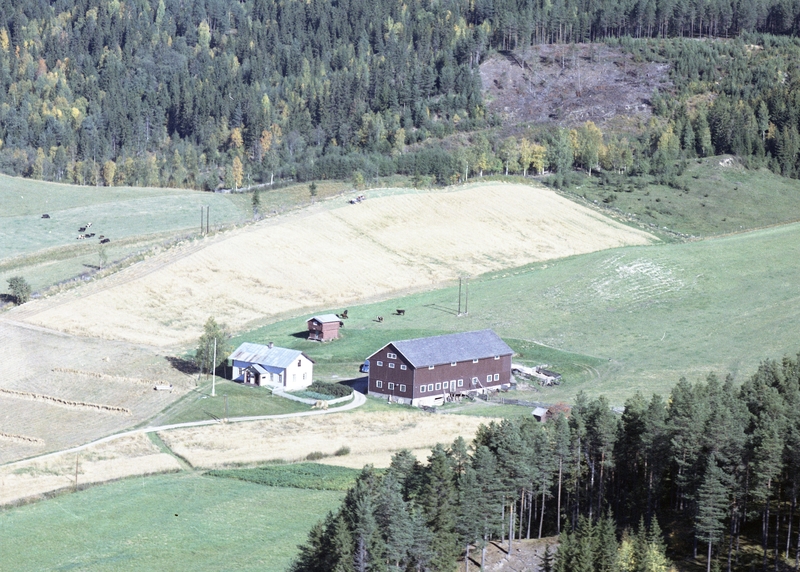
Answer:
(696, 457, 729, 572)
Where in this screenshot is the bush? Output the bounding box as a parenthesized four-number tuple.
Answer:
(308, 381, 353, 398)
(334, 446, 350, 457)
(305, 451, 326, 461)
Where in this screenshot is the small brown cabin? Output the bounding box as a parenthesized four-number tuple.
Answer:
(307, 314, 343, 341)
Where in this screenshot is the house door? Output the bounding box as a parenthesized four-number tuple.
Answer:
(450, 380, 456, 392)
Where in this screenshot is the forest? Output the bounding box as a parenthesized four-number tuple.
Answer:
(290, 353, 800, 572)
(5, 0, 800, 190)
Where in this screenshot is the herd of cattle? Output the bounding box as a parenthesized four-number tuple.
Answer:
(40, 215, 111, 244)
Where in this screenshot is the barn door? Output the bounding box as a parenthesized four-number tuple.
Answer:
(450, 380, 456, 392)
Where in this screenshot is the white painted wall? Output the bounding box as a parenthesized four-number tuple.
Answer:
(283, 355, 314, 390)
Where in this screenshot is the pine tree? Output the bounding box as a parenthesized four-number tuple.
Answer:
(696, 457, 729, 572)
(419, 445, 460, 572)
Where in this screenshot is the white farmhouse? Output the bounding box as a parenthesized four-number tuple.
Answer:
(229, 342, 314, 391)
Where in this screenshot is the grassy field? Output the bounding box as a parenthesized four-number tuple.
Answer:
(563, 156, 800, 237)
(236, 220, 800, 405)
(13, 182, 653, 346)
(0, 472, 343, 572)
(146, 377, 309, 426)
(207, 462, 363, 491)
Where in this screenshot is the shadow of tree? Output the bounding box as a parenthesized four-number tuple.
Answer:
(0, 293, 17, 305)
(165, 355, 199, 375)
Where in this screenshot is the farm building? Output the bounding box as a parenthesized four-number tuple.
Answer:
(307, 314, 343, 341)
(229, 342, 314, 391)
(365, 329, 514, 407)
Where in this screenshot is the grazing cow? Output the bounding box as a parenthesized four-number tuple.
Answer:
(79, 226, 86, 232)
(41, 214, 50, 219)
(100, 238, 110, 244)
(396, 309, 405, 316)
(76, 235, 85, 240)
(98, 235, 105, 239)
(376, 316, 384, 323)
(86, 222, 92, 228)
(86, 233, 95, 238)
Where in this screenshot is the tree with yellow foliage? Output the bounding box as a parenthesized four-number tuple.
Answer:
(232, 156, 243, 191)
(103, 160, 116, 186)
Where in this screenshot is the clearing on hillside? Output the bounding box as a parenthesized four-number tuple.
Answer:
(12, 183, 655, 347)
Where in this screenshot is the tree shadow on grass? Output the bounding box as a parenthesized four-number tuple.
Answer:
(165, 355, 199, 375)
(0, 293, 17, 305)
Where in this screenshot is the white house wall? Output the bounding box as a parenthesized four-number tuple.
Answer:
(283, 355, 314, 390)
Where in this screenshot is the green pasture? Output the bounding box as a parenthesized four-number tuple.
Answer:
(208, 463, 362, 491)
(147, 377, 308, 426)
(0, 472, 343, 572)
(237, 221, 800, 406)
(567, 157, 800, 237)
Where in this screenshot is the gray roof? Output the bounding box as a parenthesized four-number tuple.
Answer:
(377, 329, 512, 368)
(308, 314, 342, 324)
(249, 363, 269, 375)
(229, 342, 306, 369)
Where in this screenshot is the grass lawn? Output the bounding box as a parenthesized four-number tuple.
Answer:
(147, 377, 308, 426)
(235, 221, 800, 406)
(562, 156, 800, 237)
(0, 472, 343, 572)
(207, 463, 363, 491)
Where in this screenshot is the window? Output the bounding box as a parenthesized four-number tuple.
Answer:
(428, 365, 434, 370)
(298, 359, 302, 367)
(472, 358, 479, 363)
(458, 379, 464, 387)
(303, 372, 307, 380)
(420, 385, 426, 393)
(400, 364, 407, 370)
(399, 384, 406, 392)
(493, 373, 500, 381)
(376, 360, 383, 366)
(388, 382, 395, 390)
(376, 380, 383, 388)
(487, 375, 492, 383)
(388, 363, 395, 369)
(494, 355, 500, 360)
(387, 352, 397, 359)
(428, 384, 434, 392)
(451, 362, 457, 367)
(471, 377, 478, 385)
(435, 382, 441, 390)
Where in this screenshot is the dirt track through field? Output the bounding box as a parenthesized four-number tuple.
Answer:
(12, 183, 655, 346)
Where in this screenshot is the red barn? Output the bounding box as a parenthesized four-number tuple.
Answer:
(307, 314, 343, 341)
(365, 329, 514, 407)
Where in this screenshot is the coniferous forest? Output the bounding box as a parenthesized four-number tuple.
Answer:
(6, 0, 800, 190)
(291, 354, 800, 572)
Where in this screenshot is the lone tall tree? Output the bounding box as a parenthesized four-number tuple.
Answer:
(195, 317, 230, 376)
(7, 276, 31, 305)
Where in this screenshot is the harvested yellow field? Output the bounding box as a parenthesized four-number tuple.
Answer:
(16, 183, 654, 346)
(158, 410, 497, 469)
(0, 433, 181, 506)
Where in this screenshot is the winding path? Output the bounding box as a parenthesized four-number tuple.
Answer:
(2, 390, 366, 469)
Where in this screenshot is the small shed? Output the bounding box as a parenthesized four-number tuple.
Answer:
(307, 314, 343, 341)
(532, 407, 549, 422)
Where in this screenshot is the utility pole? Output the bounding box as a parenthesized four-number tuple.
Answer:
(74, 454, 79, 491)
(200, 206, 204, 235)
(458, 278, 462, 316)
(206, 205, 210, 235)
(224, 394, 228, 421)
(211, 338, 217, 397)
(465, 277, 469, 315)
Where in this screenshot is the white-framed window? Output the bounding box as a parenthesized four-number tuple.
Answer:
(387, 352, 397, 359)
(435, 382, 441, 390)
(494, 355, 500, 360)
(428, 365, 434, 370)
(376, 360, 383, 366)
(388, 382, 395, 390)
(303, 372, 307, 380)
(420, 384, 426, 393)
(458, 379, 464, 387)
(486, 375, 492, 383)
(472, 377, 478, 385)
(493, 373, 500, 381)
(388, 363, 395, 369)
(400, 364, 407, 370)
(399, 384, 406, 392)
(376, 380, 383, 388)
(293, 374, 296, 382)
(451, 361, 457, 366)
(428, 384, 434, 391)
(472, 358, 479, 363)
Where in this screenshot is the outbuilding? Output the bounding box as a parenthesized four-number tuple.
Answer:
(365, 329, 514, 407)
(307, 314, 343, 341)
(229, 342, 314, 391)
